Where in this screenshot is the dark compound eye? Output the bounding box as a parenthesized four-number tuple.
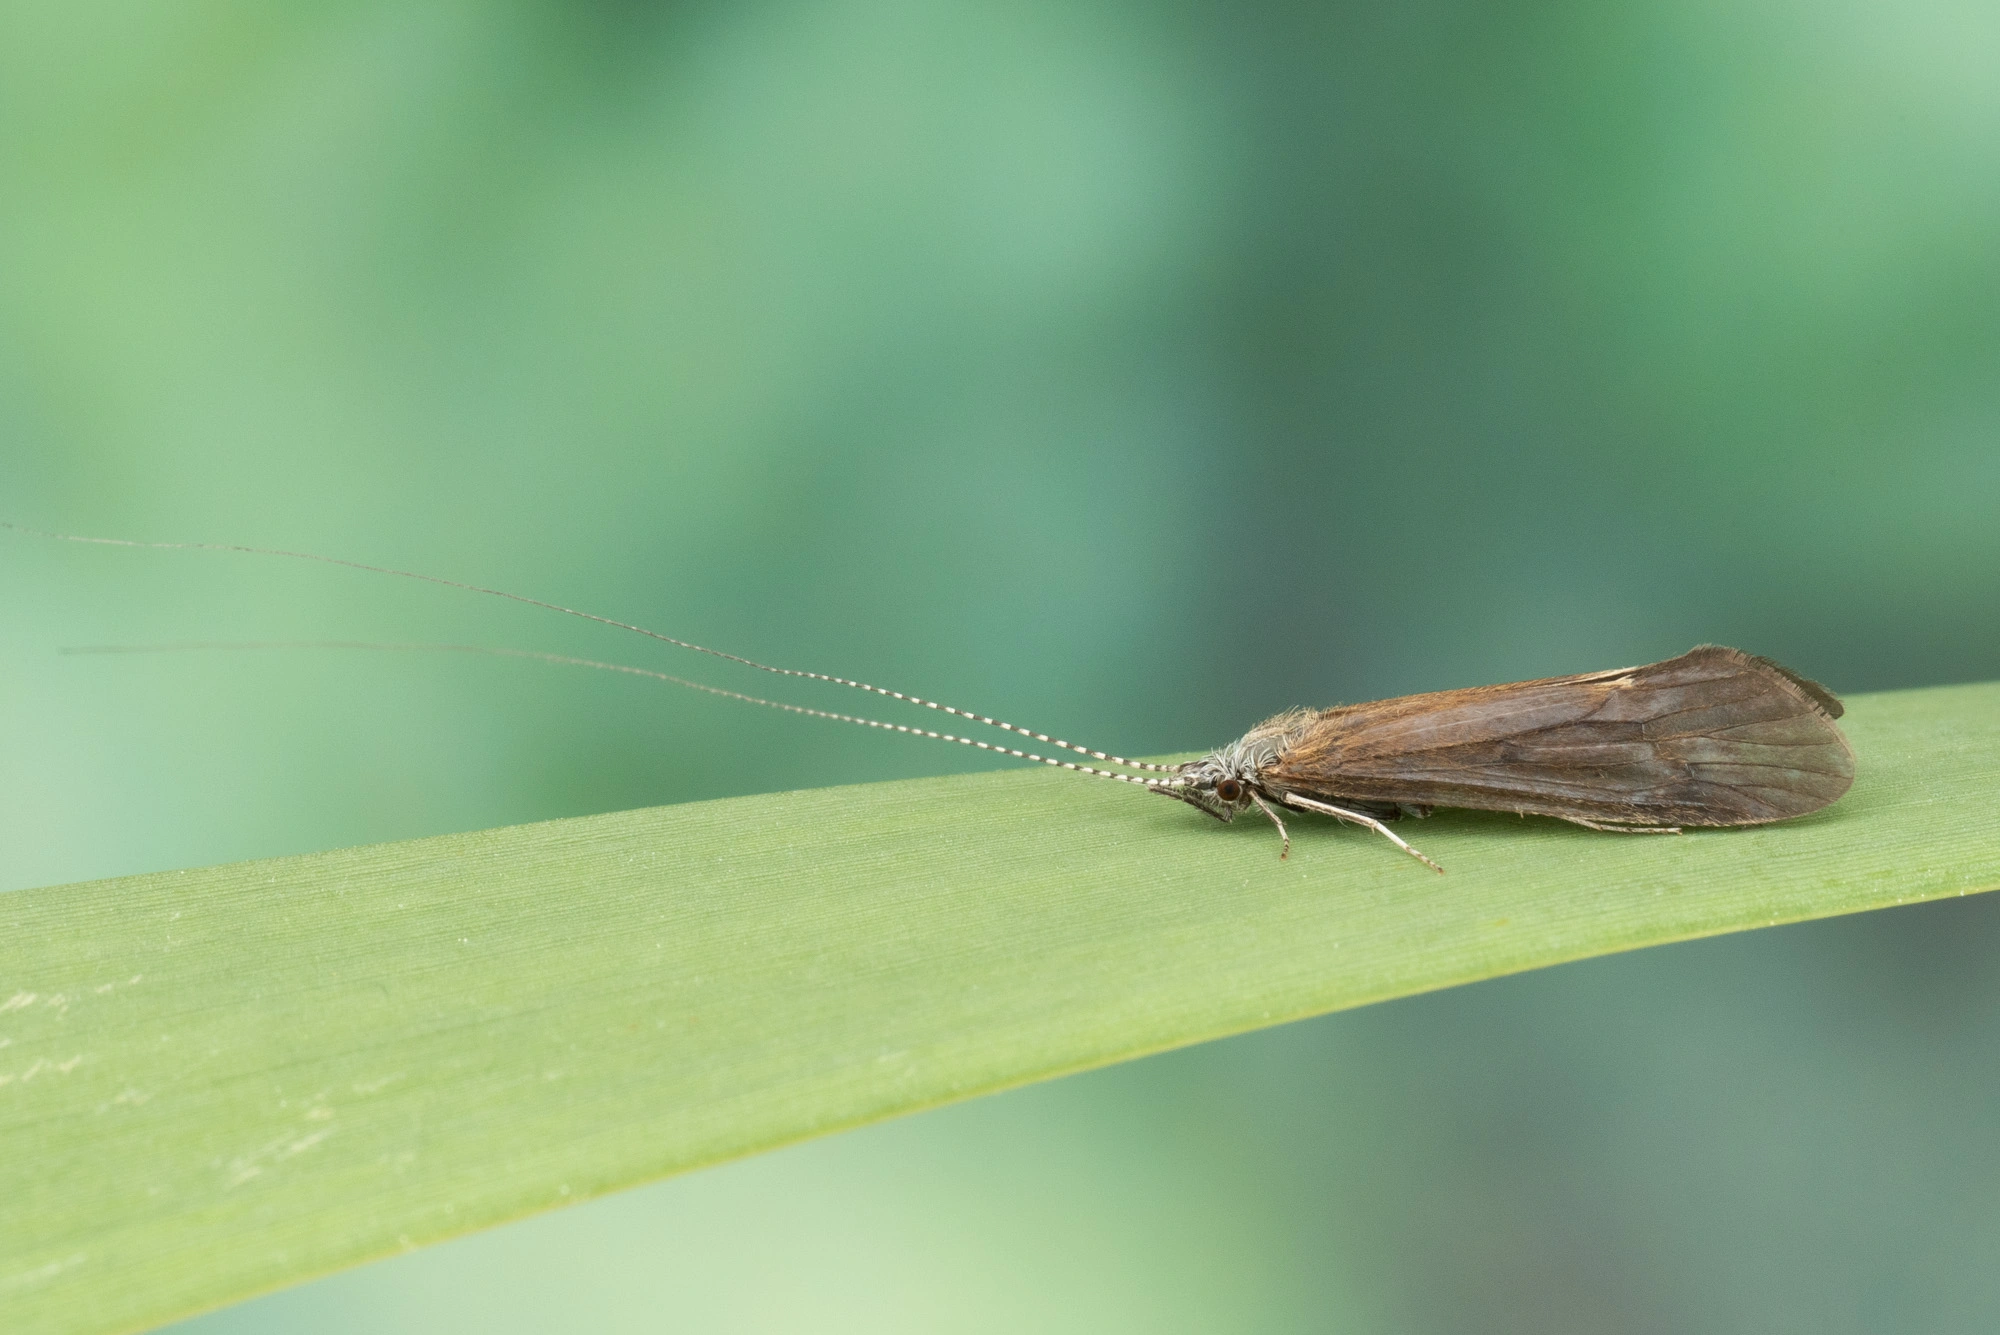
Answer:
(1215, 778, 1245, 803)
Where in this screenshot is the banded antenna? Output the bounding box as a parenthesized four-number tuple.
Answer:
(6, 522, 1185, 790)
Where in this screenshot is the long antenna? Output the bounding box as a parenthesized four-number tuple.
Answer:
(5, 521, 1177, 777)
(63, 640, 1183, 789)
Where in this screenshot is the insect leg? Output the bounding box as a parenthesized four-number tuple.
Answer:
(1280, 793, 1445, 874)
(1560, 817, 1683, 834)
(1248, 792, 1290, 860)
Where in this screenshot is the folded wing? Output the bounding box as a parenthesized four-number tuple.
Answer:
(1265, 646, 1855, 825)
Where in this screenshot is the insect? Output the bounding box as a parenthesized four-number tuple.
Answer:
(1164, 646, 1855, 871)
(8, 523, 1855, 872)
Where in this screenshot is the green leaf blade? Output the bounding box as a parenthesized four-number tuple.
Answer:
(4, 682, 1998, 1334)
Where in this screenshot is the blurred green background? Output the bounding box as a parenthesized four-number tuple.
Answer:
(4, 0, 1998, 1330)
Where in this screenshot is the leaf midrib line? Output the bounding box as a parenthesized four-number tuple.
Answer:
(3, 681, 1997, 1335)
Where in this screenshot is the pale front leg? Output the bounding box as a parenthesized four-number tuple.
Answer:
(1249, 792, 1291, 859)
(1280, 793, 1445, 874)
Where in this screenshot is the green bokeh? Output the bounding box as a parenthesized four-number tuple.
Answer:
(3, 0, 1996, 1330)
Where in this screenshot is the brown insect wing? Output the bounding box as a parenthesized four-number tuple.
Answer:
(1262, 645, 1855, 827)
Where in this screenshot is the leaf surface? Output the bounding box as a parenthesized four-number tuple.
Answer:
(4, 682, 1997, 1334)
